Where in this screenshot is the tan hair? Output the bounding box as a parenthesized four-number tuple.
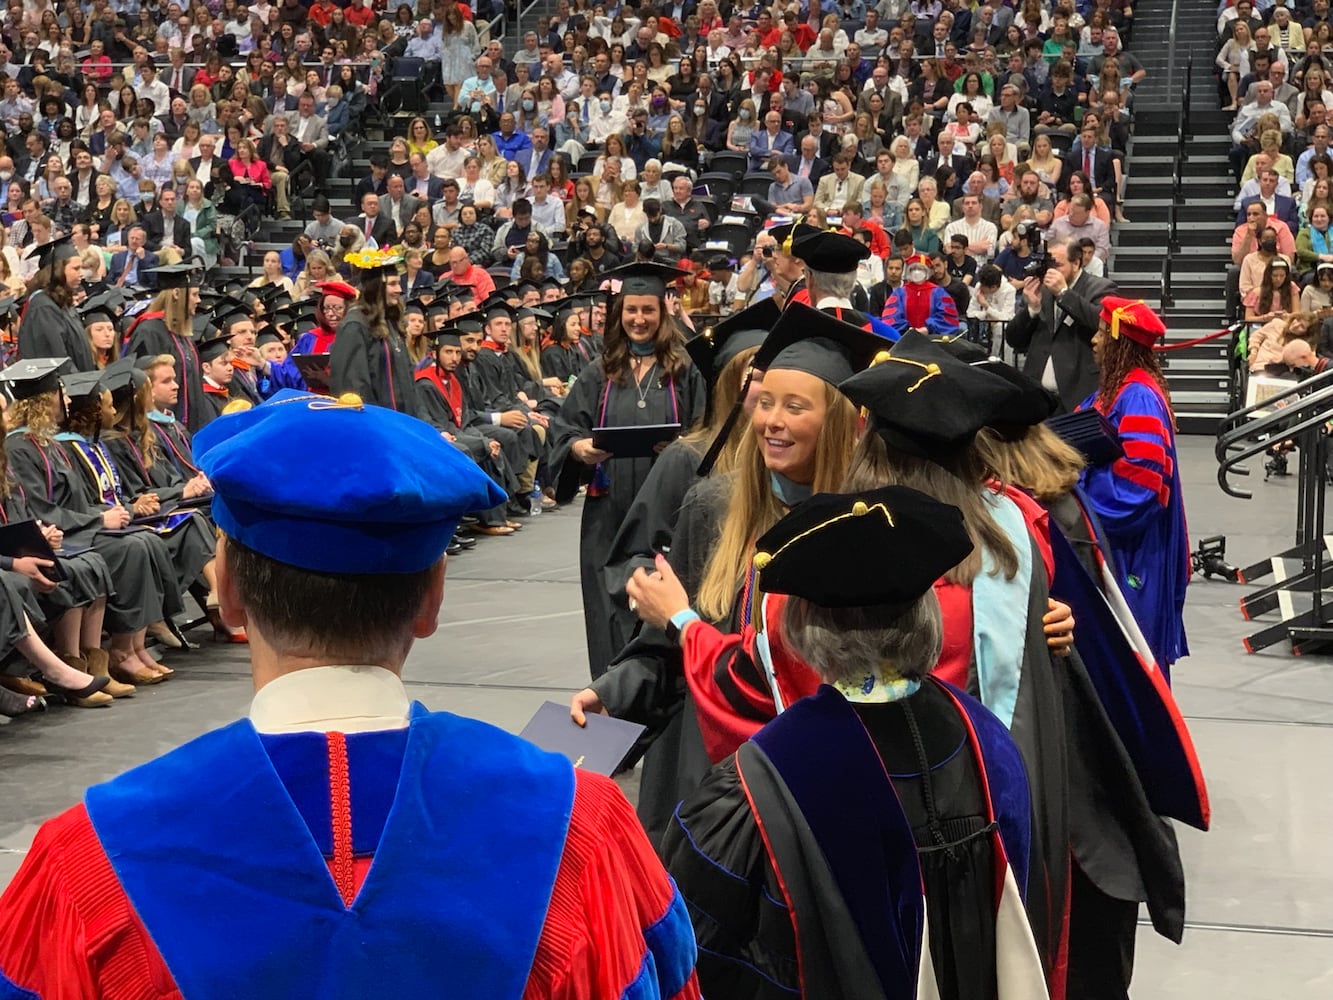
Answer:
(680, 344, 761, 475)
(9, 394, 58, 439)
(696, 384, 860, 620)
(841, 433, 1018, 586)
(975, 424, 1085, 504)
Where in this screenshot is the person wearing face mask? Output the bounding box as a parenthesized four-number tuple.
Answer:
(880, 252, 963, 339)
(588, 90, 626, 143)
(646, 89, 672, 136)
(684, 96, 723, 151)
(727, 98, 758, 154)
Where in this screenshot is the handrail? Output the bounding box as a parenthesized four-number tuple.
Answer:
(1217, 388, 1333, 498)
(1215, 363, 1333, 456)
(1160, 255, 1172, 309)
(1167, 198, 1178, 253)
(1182, 53, 1193, 142)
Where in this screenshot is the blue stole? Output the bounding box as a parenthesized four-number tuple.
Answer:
(969, 491, 1034, 730)
(60, 431, 194, 534)
(84, 704, 576, 1000)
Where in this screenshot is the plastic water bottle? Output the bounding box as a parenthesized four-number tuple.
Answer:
(529, 487, 543, 517)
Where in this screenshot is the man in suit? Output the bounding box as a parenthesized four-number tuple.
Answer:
(164, 47, 195, 98)
(813, 153, 865, 212)
(516, 126, 553, 182)
(1005, 236, 1118, 412)
(919, 132, 975, 198)
(285, 92, 331, 187)
(789, 134, 829, 188)
(157, 97, 193, 145)
(759, 90, 807, 139)
(354, 191, 397, 248)
(109, 225, 160, 288)
(189, 134, 229, 203)
(1063, 122, 1116, 209)
(1236, 168, 1301, 231)
(748, 110, 795, 171)
(407, 153, 445, 204)
(141, 186, 196, 258)
(266, 73, 301, 115)
(380, 175, 421, 238)
(917, 20, 953, 59)
(857, 65, 904, 126)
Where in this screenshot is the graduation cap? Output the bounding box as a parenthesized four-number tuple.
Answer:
(1100, 296, 1167, 348)
(606, 261, 687, 298)
(788, 228, 871, 273)
(0, 357, 69, 400)
(61, 368, 108, 406)
(102, 356, 145, 394)
(197, 335, 233, 364)
(755, 303, 892, 386)
(517, 305, 551, 323)
(481, 297, 517, 322)
(515, 280, 540, 298)
(256, 326, 285, 348)
(433, 329, 463, 348)
(258, 285, 294, 314)
(403, 296, 426, 316)
(78, 292, 121, 328)
(30, 234, 78, 272)
(149, 263, 202, 290)
(685, 298, 780, 383)
(455, 317, 484, 335)
(936, 338, 1059, 437)
(839, 331, 1025, 461)
(211, 297, 252, 335)
(751, 485, 974, 609)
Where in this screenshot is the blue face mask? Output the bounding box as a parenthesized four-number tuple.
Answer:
(522, 98, 535, 111)
(139, 192, 154, 203)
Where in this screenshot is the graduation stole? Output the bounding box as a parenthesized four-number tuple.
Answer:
(415, 365, 463, 425)
(480, 339, 507, 353)
(121, 310, 165, 352)
(148, 411, 199, 476)
(57, 433, 122, 506)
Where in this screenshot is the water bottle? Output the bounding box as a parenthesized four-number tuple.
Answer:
(528, 487, 543, 517)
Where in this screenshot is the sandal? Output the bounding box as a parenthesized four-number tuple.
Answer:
(110, 649, 165, 686)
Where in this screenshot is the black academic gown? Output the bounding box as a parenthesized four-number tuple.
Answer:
(328, 310, 417, 415)
(197, 382, 230, 428)
(590, 467, 727, 842)
(5, 431, 179, 633)
(18, 291, 96, 371)
(124, 317, 207, 433)
(459, 359, 540, 485)
(414, 367, 517, 526)
(61, 435, 214, 596)
(0, 472, 114, 628)
(145, 414, 200, 481)
(548, 356, 706, 680)
(541, 343, 587, 385)
(662, 681, 1025, 1000)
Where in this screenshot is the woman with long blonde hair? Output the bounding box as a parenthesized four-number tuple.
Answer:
(124, 269, 207, 432)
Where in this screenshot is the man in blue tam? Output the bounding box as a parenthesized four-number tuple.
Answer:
(0, 390, 702, 1000)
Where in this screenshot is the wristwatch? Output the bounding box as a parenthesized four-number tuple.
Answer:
(665, 608, 700, 645)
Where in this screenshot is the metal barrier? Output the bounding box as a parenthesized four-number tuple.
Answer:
(1160, 255, 1173, 308)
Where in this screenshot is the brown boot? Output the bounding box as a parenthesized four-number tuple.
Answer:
(109, 648, 164, 686)
(0, 674, 47, 697)
(81, 647, 135, 698)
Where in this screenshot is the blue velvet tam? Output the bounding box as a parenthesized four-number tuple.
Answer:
(194, 390, 507, 574)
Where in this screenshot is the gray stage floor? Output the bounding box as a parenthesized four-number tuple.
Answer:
(1, 437, 1330, 996)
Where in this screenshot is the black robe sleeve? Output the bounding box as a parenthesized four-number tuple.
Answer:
(18, 293, 96, 372)
(329, 313, 377, 403)
(472, 349, 521, 412)
(103, 435, 184, 504)
(547, 359, 607, 503)
(414, 378, 462, 433)
(5, 436, 104, 536)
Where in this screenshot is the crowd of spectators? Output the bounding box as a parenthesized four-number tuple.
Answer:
(1219, 0, 1333, 373)
(0, 0, 1149, 342)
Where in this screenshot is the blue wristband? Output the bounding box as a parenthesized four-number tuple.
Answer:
(670, 609, 701, 630)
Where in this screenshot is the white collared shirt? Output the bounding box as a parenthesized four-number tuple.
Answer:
(249, 665, 412, 735)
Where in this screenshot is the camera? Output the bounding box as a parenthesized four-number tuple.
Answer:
(1191, 535, 1241, 583)
(1017, 220, 1053, 279)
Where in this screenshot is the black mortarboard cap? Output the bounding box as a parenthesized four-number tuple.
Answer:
(517, 305, 551, 322)
(404, 298, 426, 315)
(839, 331, 1024, 460)
(455, 317, 484, 335)
(515, 280, 540, 296)
(540, 277, 564, 293)
(102, 357, 144, 394)
(0, 357, 69, 400)
(685, 297, 780, 382)
(60, 368, 108, 404)
(79, 292, 121, 328)
(754, 302, 892, 386)
(751, 486, 974, 608)
(256, 328, 284, 348)
(259, 285, 294, 313)
(608, 260, 686, 297)
(482, 297, 517, 321)
(936, 338, 1059, 437)
(789, 228, 871, 273)
(211, 297, 252, 334)
(196, 335, 232, 364)
(31, 234, 78, 272)
(150, 263, 202, 290)
(434, 330, 463, 348)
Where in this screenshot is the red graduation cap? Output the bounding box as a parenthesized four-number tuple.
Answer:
(1100, 296, 1166, 348)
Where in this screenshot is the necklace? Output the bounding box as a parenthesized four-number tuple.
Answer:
(632, 357, 656, 409)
